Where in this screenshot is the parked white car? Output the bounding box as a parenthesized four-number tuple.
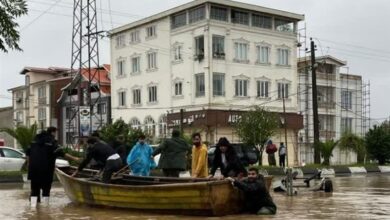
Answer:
(0, 146, 69, 171)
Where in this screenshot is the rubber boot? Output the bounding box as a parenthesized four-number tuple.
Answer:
(42, 196, 50, 206)
(30, 196, 38, 208)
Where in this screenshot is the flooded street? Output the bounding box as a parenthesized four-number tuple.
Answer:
(1, 174, 390, 220)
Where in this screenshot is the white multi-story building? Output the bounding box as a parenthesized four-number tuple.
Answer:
(110, 0, 304, 166)
(298, 55, 363, 164)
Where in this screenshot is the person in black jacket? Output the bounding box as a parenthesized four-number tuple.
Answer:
(26, 127, 79, 207)
(227, 167, 277, 215)
(209, 137, 247, 178)
(72, 136, 122, 183)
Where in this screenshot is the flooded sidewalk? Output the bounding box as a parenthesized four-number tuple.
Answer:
(1, 174, 390, 220)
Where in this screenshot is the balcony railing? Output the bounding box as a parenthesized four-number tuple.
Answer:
(38, 97, 47, 105)
(317, 72, 336, 81)
(320, 130, 336, 139)
(318, 101, 336, 109)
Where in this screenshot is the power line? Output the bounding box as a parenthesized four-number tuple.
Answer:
(21, 0, 63, 31)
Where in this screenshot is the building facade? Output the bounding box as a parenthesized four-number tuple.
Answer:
(57, 65, 111, 146)
(0, 107, 14, 147)
(8, 67, 71, 136)
(110, 0, 304, 166)
(298, 56, 363, 164)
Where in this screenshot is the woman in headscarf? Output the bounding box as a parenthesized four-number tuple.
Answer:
(209, 137, 247, 179)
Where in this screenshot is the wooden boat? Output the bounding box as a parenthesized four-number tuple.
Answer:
(55, 166, 273, 216)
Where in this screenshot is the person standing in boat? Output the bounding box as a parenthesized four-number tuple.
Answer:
(127, 134, 155, 176)
(72, 136, 123, 183)
(208, 137, 246, 179)
(227, 167, 277, 215)
(27, 127, 80, 207)
(191, 133, 208, 178)
(152, 130, 191, 177)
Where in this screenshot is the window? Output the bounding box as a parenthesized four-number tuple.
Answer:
(277, 48, 289, 65)
(195, 36, 204, 59)
(130, 31, 140, 43)
(171, 12, 186, 29)
(38, 86, 46, 98)
(38, 108, 46, 120)
(278, 83, 289, 99)
(189, 6, 205, 23)
(252, 14, 272, 29)
(213, 73, 225, 96)
(257, 46, 270, 64)
(234, 42, 249, 62)
(231, 10, 249, 25)
(210, 6, 227, 21)
(15, 111, 23, 122)
(148, 86, 157, 103)
(144, 116, 156, 136)
(97, 103, 106, 114)
(158, 116, 167, 137)
(174, 82, 183, 96)
(2, 148, 23, 159)
(131, 57, 140, 73)
(275, 19, 294, 32)
(235, 79, 248, 97)
(130, 118, 141, 129)
(118, 91, 126, 106)
(146, 26, 156, 38)
(212, 35, 225, 59)
(174, 45, 182, 61)
(341, 90, 353, 110)
(117, 59, 125, 76)
(147, 52, 157, 70)
(115, 34, 125, 47)
(257, 81, 269, 98)
(195, 73, 205, 97)
(341, 117, 353, 133)
(133, 89, 141, 104)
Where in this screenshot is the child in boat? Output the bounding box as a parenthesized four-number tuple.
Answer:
(127, 134, 155, 176)
(227, 167, 277, 215)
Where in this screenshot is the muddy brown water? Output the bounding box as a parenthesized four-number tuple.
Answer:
(1, 174, 390, 220)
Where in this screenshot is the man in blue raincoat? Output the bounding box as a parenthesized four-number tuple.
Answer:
(127, 134, 155, 176)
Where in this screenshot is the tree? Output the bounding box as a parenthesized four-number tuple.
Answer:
(339, 132, 366, 163)
(0, 123, 37, 151)
(234, 106, 279, 165)
(365, 122, 390, 165)
(319, 140, 338, 166)
(0, 0, 28, 52)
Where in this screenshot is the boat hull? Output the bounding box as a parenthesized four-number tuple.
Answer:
(55, 167, 244, 216)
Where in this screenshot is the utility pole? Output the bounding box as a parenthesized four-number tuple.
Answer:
(310, 38, 321, 164)
(180, 109, 184, 135)
(282, 87, 289, 167)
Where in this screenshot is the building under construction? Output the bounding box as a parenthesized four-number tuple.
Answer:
(297, 55, 370, 164)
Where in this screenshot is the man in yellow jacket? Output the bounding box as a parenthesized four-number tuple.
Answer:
(191, 133, 208, 178)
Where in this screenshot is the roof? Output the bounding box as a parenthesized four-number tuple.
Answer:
(110, 0, 305, 35)
(20, 66, 69, 75)
(80, 65, 111, 84)
(340, 73, 362, 80)
(298, 55, 347, 66)
(7, 85, 26, 92)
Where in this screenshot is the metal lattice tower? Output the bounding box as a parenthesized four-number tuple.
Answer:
(68, 0, 102, 146)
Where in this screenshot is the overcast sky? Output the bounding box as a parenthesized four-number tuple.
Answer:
(0, 0, 389, 120)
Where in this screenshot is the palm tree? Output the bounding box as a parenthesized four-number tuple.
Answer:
(339, 132, 366, 163)
(320, 140, 339, 166)
(0, 123, 37, 151)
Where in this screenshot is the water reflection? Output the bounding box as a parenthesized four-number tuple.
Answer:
(1, 175, 390, 219)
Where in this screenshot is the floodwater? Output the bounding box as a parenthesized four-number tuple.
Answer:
(1, 174, 390, 220)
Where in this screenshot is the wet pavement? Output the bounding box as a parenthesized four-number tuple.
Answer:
(1, 174, 390, 220)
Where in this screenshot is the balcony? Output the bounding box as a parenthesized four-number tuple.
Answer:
(320, 130, 336, 139)
(318, 101, 336, 109)
(317, 72, 336, 81)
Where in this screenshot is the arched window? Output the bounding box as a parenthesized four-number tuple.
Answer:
(158, 115, 167, 138)
(144, 116, 156, 136)
(130, 118, 141, 129)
